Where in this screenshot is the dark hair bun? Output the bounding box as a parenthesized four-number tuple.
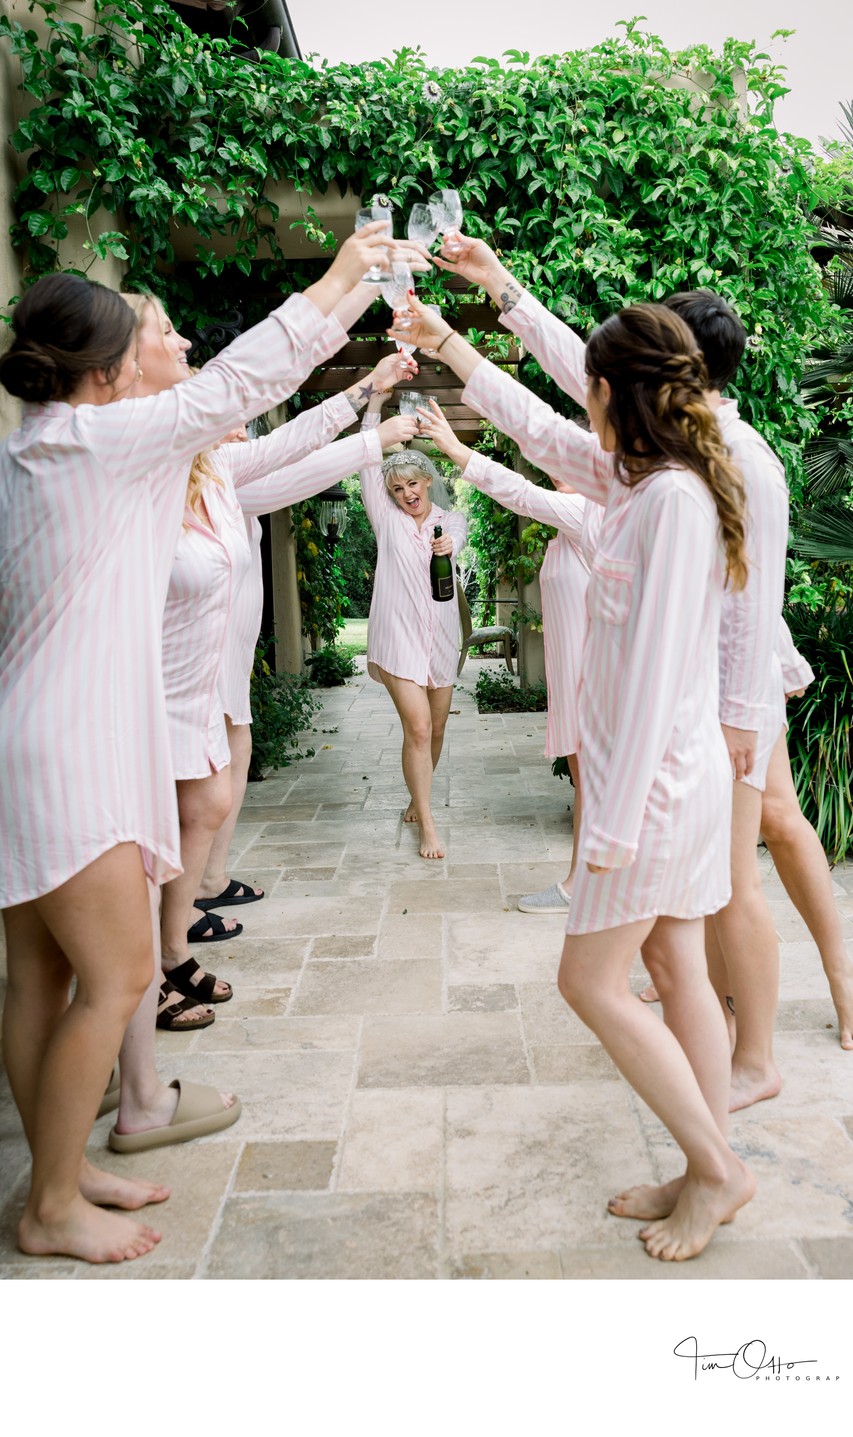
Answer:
(0, 342, 59, 403)
(0, 273, 135, 404)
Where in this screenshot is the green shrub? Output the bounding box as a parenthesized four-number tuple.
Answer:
(305, 644, 358, 687)
(474, 668, 548, 713)
(248, 642, 322, 779)
(784, 600, 853, 862)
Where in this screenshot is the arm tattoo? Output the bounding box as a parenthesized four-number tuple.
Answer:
(499, 281, 522, 315)
(347, 380, 377, 413)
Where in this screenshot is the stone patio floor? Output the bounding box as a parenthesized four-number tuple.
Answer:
(1, 656, 853, 1280)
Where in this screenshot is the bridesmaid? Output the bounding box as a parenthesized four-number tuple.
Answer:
(422, 401, 593, 910)
(198, 352, 418, 916)
(155, 362, 420, 1029)
(394, 295, 755, 1261)
(0, 229, 385, 1261)
(359, 389, 467, 859)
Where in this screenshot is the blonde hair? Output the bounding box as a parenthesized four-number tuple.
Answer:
(384, 461, 432, 496)
(123, 291, 222, 526)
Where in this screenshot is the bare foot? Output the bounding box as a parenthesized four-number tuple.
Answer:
(608, 1175, 685, 1221)
(403, 802, 418, 824)
(113, 1081, 237, 1138)
(638, 985, 660, 1003)
(418, 818, 445, 860)
(79, 1157, 170, 1210)
(729, 1061, 782, 1112)
(18, 1192, 161, 1264)
(826, 968, 853, 1051)
(639, 1156, 755, 1262)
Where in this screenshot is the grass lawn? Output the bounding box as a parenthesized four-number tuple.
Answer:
(339, 617, 368, 654)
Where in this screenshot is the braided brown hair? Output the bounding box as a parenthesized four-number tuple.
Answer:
(585, 304, 748, 591)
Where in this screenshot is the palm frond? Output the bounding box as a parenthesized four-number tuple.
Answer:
(838, 98, 853, 148)
(825, 262, 853, 310)
(801, 341, 853, 397)
(803, 436, 853, 497)
(791, 504, 853, 562)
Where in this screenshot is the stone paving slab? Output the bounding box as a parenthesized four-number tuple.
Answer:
(1, 656, 852, 1280)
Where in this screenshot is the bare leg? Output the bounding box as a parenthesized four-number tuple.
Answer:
(198, 720, 260, 901)
(3, 845, 164, 1263)
(160, 769, 236, 996)
(563, 754, 582, 890)
(114, 879, 236, 1139)
(402, 685, 454, 826)
(614, 916, 733, 1221)
(380, 670, 446, 859)
(712, 780, 782, 1111)
(559, 916, 753, 1261)
(761, 733, 853, 1050)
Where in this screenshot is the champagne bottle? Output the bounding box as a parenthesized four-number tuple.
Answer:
(430, 526, 454, 603)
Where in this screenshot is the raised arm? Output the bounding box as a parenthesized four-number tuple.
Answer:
(230, 430, 381, 517)
(71, 227, 396, 480)
(463, 452, 586, 545)
(389, 299, 613, 505)
(234, 412, 415, 517)
(582, 483, 718, 871)
(418, 232, 589, 406)
(462, 362, 612, 505)
(226, 352, 416, 490)
(421, 397, 588, 546)
(358, 399, 396, 532)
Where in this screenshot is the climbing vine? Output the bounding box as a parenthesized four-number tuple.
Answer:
(0, 2, 843, 602)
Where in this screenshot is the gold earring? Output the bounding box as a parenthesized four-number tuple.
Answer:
(135, 367, 143, 382)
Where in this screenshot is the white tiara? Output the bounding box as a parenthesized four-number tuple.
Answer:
(381, 449, 439, 480)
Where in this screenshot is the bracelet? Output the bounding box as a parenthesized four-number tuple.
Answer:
(434, 330, 454, 355)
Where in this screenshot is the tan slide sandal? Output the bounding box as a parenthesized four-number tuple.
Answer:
(108, 1079, 241, 1153)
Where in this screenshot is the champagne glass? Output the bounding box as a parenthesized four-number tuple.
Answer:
(380, 262, 416, 361)
(355, 203, 393, 284)
(428, 189, 463, 254)
(399, 389, 426, 426)
(420, 304, 443, 357)
(407, 202, 440, 248)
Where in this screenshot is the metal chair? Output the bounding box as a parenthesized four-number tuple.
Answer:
(456, 584, 514, 677)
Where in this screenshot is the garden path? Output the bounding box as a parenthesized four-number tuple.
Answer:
(1, 657, 852, 1279)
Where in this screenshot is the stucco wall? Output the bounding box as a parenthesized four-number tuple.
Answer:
(1, 1, 127, 439)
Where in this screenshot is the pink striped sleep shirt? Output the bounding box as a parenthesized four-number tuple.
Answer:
(0, 292, 346, 906)
(360, 414, 467, 689)
(162, 480, 252, 780)
(776, 615, 814, 694)
(218, 392, 359, 725)
(499, 292, 790, 793)
(462, 359, 731, 934)
(166, 418, 383, 777)
(461, 453, 589, 757)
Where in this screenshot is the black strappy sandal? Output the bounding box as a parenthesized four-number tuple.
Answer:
(156, 979, 216, 1031)
(167, 955, 233, 1005)
(187, 910, 243, 944)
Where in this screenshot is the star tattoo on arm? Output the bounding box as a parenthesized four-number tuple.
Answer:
(347, 379, 378, 413)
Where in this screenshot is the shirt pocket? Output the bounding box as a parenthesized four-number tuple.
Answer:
(587, 553, 636, 626)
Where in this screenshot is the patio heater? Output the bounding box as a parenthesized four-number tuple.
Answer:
(315, 483, 349, 551)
